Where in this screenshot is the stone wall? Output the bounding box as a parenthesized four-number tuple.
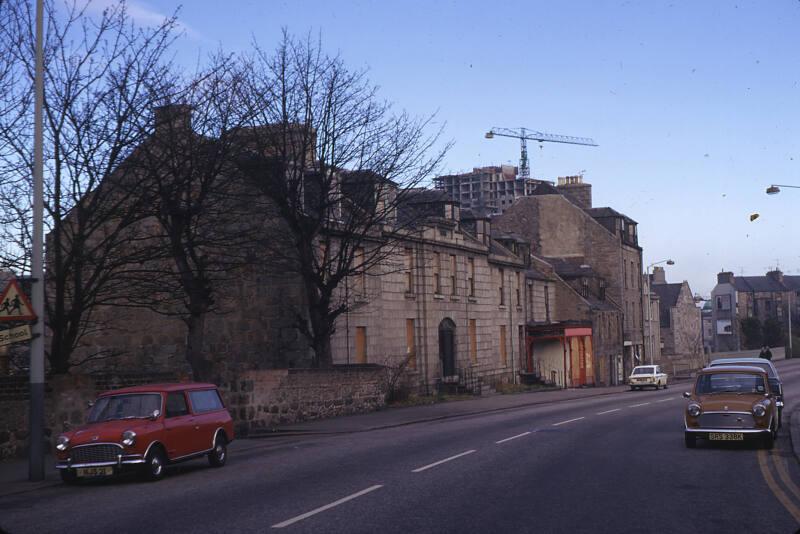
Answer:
(0, 372, 181, 461)
(220, 365, 388, 437)
(1, 366, 387, 460)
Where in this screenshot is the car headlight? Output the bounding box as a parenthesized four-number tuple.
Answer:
(121, 430, 137, 447)
(753, 403, 767, 417)
(56, 435, 70, 452)
(687, 403, 702, 417)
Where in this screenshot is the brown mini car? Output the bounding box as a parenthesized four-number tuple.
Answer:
(55, 383, 234, 483)
(684, 365, 778, 449)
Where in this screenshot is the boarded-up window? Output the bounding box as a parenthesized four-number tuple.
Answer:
(469, 319, 477, 363)
(499, 325, 507, 365)
(433, 252, 441, 294)
(355, 327, 367, 363)
(450, 255, 457, 295)
(404, 248, 414, 292)
(468, 258, 475, 297)
(406, 319, 416, 369)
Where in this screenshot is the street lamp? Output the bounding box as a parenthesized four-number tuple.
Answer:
(766, 184, 800, 195)
(643, 259, 675, 365)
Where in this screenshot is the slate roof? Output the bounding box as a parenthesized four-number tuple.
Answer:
(584, 207, 638, 225)
(651, 283, 683, 328)
(542, 257, 596, 279)
(732, 276, 795, 293)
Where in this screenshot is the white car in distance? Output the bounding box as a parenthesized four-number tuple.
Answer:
(628, 365, 668, 390)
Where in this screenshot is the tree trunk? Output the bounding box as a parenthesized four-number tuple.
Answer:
(185, 311, 213, 382)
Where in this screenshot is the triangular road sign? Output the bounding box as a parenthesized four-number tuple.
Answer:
(0, 278, 36, 321)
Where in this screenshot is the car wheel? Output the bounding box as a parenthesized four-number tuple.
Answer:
(208, 435, 227, 468)
(629, 386, 636, 391)
(763, 432, 775, 450)
(59, 469, 78, 485)
(684, 432, 696, 448)
(142, 446, 167, 481)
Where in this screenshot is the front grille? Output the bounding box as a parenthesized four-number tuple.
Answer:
(698, 412, 756, 429)
(71, 444, 122, 464)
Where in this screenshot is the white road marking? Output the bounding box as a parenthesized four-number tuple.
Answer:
(655, 397, 676, 403)
(495, 431, 531, 444)
(552, 417, 585, 426)
(597, 408, 621, 415)
(412, 449, 476, 473)
(271, 485, 384, 528)
(629, 402, 651, 407)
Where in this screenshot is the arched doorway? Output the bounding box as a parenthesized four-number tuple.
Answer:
(438, 318, 457, 377)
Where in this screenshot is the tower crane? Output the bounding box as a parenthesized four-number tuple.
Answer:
(484, 127, 598, 179)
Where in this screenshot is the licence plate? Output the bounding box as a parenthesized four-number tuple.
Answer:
(708, 432, 744, 441)
(76, 466, 113, 477)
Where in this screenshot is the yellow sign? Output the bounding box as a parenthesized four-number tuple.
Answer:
(0, 279, 36, 321)
(0, 325, 31, 346)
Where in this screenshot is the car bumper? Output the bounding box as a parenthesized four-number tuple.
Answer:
(684, 427, 771, 439)
(56, 454, 145, 471)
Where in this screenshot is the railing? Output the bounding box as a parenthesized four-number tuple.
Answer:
(457, 367, 483, 396)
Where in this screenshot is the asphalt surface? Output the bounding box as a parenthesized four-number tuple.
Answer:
(3, 360, 800, 533)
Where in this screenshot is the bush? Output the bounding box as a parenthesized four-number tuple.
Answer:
(740, 317, 762, 350)
(763, 317, 784, 348)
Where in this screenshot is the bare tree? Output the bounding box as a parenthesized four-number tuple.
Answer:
(236, 33, 449, 367)
(0, 0, 180, 373)
(116, 55, 269, 381)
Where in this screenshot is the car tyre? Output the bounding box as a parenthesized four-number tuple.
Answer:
(142, 446, 167, 481)
(684, 432, 696, 448)
(208, 435, 227, 468)
(763, 432, 775, 450)
(59, 469, 78, 485)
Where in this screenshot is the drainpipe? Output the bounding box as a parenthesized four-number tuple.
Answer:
(562, 335, 568, 389)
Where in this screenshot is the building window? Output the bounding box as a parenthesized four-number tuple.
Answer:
(499, 268, 505, 305)
(433, 252, 442, 294)
(450, 254, 457, 295)
(544, 283, 551, 322)
(468, 258, 475, 297)
(599, 279, 606, 300)
(354, 247, 366, 296)
(580, 278, 589, 298)
(515, 272, 521, 306)
(499, 325, 507, 365)
(404, 248, 413, 293)
(355, 327, 367, 364)
(406, 319, 416, 369)
(469, 319, 477, 363)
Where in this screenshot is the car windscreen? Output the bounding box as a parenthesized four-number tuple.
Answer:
(695, 373, 766, 395)
(88, 393, 162, 422)
(632, 367, 655, 375)
(710, 361, 775, 377)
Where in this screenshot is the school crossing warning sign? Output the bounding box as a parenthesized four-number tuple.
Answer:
(0, 278, 36, 321)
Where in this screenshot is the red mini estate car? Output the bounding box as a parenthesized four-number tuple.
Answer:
(55, 383, 234, 483)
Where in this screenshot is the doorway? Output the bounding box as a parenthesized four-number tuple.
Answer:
(438, 318, 457, 377)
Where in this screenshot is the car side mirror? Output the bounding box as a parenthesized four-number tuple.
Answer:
(683, 392, 691, 399)
(149, 409, 161, 421)
(86, 400, 94, 409)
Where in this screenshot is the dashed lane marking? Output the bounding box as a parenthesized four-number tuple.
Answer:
(271, 485, 384, 528)
(597, 408, 621, 415)
(629, 402, 651, 408)
(654, 398, 676, 403)
(412, 450, 477, 473)
(495, 431, 531, 444)
(552, 417, 585, 426)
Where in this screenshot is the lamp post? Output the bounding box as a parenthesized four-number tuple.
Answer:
(644, 259, 675, 365)
(766, 184, 800, 195)
(766, 183, 797, 358)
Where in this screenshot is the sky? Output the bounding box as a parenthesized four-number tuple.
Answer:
(87, 0, 800, 296)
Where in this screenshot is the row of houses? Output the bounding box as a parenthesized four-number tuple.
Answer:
(42, 106, 705, 394)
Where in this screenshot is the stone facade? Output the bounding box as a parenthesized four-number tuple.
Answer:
(711, 270, 800, 352)
(650, 270, 703, 372)
(493, 182, 640, 384)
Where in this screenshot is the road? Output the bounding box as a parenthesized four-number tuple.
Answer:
(3, 360, 800, 533)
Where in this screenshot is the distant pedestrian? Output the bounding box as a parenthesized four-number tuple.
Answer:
(759, 345, 773, 360)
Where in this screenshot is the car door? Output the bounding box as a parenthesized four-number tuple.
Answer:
(187, 389, 225, 450)
(163, 391, 196, 459)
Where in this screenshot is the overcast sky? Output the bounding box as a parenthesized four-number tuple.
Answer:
(89, 0, 800, 296)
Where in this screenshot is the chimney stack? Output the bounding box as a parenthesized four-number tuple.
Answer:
(717, 271, 734, 285)
(556, 175, 592, 209)
(651, 266, 667, 285)
(154, 104, 192, 135)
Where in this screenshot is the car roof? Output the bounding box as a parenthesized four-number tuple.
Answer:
(699, 365, 769, 375)
(709, 358, 778, 376)
(97, 382, 218, 396)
